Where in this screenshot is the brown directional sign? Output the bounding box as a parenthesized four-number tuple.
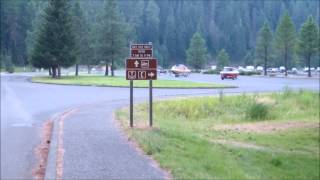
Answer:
(130, 44, 153, 58)
(126, 58, 157, 80)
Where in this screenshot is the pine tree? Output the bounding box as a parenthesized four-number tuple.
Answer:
(186, 32, 208, 70)
(256, 21, 273, 75)
(274, 11, 296, 76)
(217, 49, 230, 70)
(297, 16, 319, 77)
(72, 2, 90, 76)
(98, 0, 127, 76)
(31, 0, 76, 78)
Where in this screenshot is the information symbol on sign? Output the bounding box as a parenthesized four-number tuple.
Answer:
(127, 71, 136, 80)
(141, 60, 149, 69)
(138, 71, 146, 79)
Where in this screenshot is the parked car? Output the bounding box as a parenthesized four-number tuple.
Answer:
(220, 67, 239, 80)
(238, 66, 245, 72)
(245, 66, 255, 71)
(157, 66, 167, 74)
(267, 68, 278, 73)
(291, 67, 298, 74)
(256, 66, 264, 72)
(279, 66, 286, 73)
(303, 67, 315, 72)
(170, 64, 191, 77)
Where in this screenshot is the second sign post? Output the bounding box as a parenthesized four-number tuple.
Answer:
(126, 43, 157, 127)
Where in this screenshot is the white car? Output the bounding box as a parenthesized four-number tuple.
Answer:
(267, 68, 278, 73)
(238, 66, 245, 71)
(291, 67, 298, 73)
(245, 66, 255, 71)
(256, 66, 264, 72)
(279, 66, 286, 72)
(170, 64, 191, 77)
(304, 67, 315, 72)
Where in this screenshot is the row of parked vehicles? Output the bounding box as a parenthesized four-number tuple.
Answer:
(237, 66, 320, 73)
(159, 64, 320, 79)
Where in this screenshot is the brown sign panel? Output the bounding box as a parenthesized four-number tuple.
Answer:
(131, 49, 152, 57)
(130, 44, 153, 57)
(126, 58, 157, 69)
(126, 70, 157, 80)
(126, 58, 157, 80)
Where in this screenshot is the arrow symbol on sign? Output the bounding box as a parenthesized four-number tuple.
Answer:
(134, 60, 139, 67)
(148, 72, 155, 78)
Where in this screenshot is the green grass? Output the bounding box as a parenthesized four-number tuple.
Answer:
(32, 75, 233, 88)
(116, 90, 320, 179)
(0, 66, 34, 73)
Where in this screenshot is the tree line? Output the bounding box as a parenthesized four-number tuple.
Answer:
(1, 0, 319, 77)
(205, 11, 319, 77)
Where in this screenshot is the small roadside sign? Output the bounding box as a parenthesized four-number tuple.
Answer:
(130, 44, 153, 58)
(126, 58, 157, 80)
(126, 43, 157, 127)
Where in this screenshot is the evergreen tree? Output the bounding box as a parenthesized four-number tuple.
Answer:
(274, 11, 296, 76)
(26, 1, 47, 70)
(217, 49, 230, 70)
(297, 16, 319, 77)
(140, 0, 160, 43)
(186, 32, 208, 70)
(72, 2, 90, 76)
(256, 21, 273, 75)
(31, 0, 76, 78)
(98, 0, 127, 76)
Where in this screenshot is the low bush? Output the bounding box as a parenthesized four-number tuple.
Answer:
(239, 71, 261, 76)
(4, 56, 14, 73)
(191, 69, 202, 73)
(202, 69, 220, 74)
(246, 102, 270, 120)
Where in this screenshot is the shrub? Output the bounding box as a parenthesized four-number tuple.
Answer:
(203, 69, 220, 74)
(191, 69, 202, 73)
(4, 55, 14, 73)
(239, 71, 261, 76)
(246, 102, 270, 120)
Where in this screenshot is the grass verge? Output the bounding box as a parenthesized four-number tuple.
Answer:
(116, 90, 319, 179)
(32, 75, 234, 88)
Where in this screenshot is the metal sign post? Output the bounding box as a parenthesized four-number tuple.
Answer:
(126, 43, 157, 128)
(130, 80, 133, 127)
(149, 80, 153, 127)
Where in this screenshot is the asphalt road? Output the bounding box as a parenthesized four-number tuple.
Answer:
(1, 72, 318, 179)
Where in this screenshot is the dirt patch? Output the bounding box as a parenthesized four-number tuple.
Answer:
(210, 138, 313, 155)
(32, 120, 53, 180)
(210, 139, 266, 150)
(255, 96, 276, 105)
(213, 121, 319, 133)
(133, 121, 156, 130)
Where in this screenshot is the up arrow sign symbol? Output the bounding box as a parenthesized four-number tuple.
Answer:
(148, 72, 155, 77)
(134, 60, 139, 67)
